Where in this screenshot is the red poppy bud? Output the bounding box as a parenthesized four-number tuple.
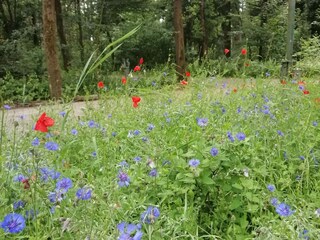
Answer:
(97, 81, 104, 89)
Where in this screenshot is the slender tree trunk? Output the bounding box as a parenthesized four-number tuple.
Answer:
(55, 0, 71, 70)
(199, 0, 208, 62)
(75, 0, 84, 64)
(221, 1, 231, 58)
(173, 0, 186, 81)
(42, 0, 62, 99)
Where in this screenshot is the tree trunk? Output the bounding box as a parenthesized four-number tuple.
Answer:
(55, 0, 71, 70)
(173, 0, 186, 81)
(199, 0, 208, 62)
(75, 0, 84, 64)
(221, 1, 231, 58)
(42, 0, 62, 100)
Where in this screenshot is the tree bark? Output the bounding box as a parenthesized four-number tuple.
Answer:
(173, 0, 186, 81)
(199, 0, 208, 62)
(221, 1, 231, 58)
(55, 0, 71, 70)
(75, 0, 84, 64)
(42, 0, 62, 100)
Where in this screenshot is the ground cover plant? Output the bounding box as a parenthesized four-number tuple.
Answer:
(0, 73, 320, 239)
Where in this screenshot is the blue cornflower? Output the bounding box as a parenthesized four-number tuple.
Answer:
(151, 81, 156, 86)
(210, 147, 219, 157)
(313, 121, 318, 127)
(277, 130, 284, 136)
(133, 130, 141, 136)
(71, 129, 78, 135)
(197, 93, 202, 100)
(237, 107, 241, 113)
(13, 201, 25, 210)
(40, 168, 60, 182)
(13, 174, 26, 182)
(265, 72, 270, 77)
(267, 184, 276, 192)
(88, 120, 96, 128)
(56, 178, 73, 192)
(108, 114, 112, 118)
(31, 137, 40, 146)
(118, 171, 130, 187)
(275, 203, 295, 217)
(166, 118, 171, 123)
(236, 132, 246, 141)
(76, 188, 92, 200)
(299, 229, 309, 240)
(141, 137, 148, 142)
(141, 206, 160, 224)
(1, 213, 25, 233)
(48, 190, 65, 203)
(149, 168, 158, 177)
(3, 104, 11, 110)
(91, 152, 97, 157)
(147, 124, 155, 132)
(221, 107, 226, 114)
(227, 131, 235, 142)
(117, 222, 143, 240)
(299, 85, 304, 90)
(112, 132, 117, 137)
(119, 160, 129, 168)
(59, 111, 66, 117)
(196, 118, 208, 127)
(44, 142, 59, 151)
(270, 197, 279, 206)
(299, 156, 305, 161)
(189, 159, 200, 168)
(133, 156, 142, 162)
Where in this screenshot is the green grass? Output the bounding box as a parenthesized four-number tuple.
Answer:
(0, 76, 319, 239)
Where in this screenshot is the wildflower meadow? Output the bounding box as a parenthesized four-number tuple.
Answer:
(1, 73, 320, 239)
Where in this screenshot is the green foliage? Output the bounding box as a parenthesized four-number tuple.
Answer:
(295, 36, 320, 77)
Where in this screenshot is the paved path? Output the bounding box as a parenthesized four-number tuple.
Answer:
(2, 101, 99, 131)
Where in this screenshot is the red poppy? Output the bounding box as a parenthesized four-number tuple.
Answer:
(185, 72, 191, 77)
(121, 76, 127, 85)
(97, 81, 104, 89)
(139, 57, 144, 65)
(34, 112, 54, 132)
(280, 80, 287, 85)
(133, 66, 141, 72)
(132, 96, 141, 108)
(224, 48, 230, 54)
(241, 48, 247, 55)
(180, 80, 188, 85)
(22, 179, 30, 189)
(303, 90, 310, 95)
(298, 81, 305, 85)
(233, 88, 237, 93)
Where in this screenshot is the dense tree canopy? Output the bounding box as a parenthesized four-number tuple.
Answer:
(0, 0, 319, 97)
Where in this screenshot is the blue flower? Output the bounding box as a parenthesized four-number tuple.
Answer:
(196, 118, 208, 127)
(149, 168, 158, 177)
(210, 147, 219, 157)
(45, 142, 59, 151)
(59, 111, 66, 117)
(133, 130, 141, 136)
(141, 137, 148, 142)
(119, 160, 129, 168)
(227, 131, 235, 142)
(277, 130, 284, 136)
(236, 132, 246, 141)
(112, 132, 117, 137)
(117, 222, 143, 240)
(13, 174, 26, 182)
(3, 104, 11, 110)
(147, 124, 155, 132)
(267, 184, 276, 192)
(91, 152, 97, 157)
(237, 107, 241, 113)
(265, 72, 270, 77)
(270, 197, 279, 206)
(32, 137, 40, 146)
(118, 171, 130, 187)
(133, 156, 142, 162)
(299, 156, 305, 161)
(1, 213, 25, 233)
(48, 190, 65, 203)
(13, 201, 25, 210)
(141, 206, 160, 224)
(299, 229, 309, 240)
(221, 107, 226, 114)
(189, 159, 200, 168)
(56, 178, 73, 192)
(71, 129, 78, 135)
(88, 120, 96, 128)
(275, 203, 295, 217)
(315, 208, 320, 217)
(313, 121, 318, 127)
(76, 188, 92, 200)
